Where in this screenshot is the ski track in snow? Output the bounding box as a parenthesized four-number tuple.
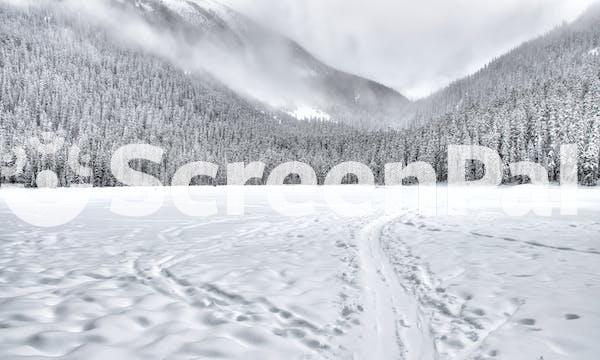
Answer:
(1, 187, 600, 359)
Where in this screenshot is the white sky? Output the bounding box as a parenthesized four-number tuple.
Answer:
(223, 0, 596, 99)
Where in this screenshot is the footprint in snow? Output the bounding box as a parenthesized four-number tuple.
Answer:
(564, 314, 580, 320)
(518, 318, 536, 326)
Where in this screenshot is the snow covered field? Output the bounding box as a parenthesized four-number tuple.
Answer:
(0, 186, 599, 359)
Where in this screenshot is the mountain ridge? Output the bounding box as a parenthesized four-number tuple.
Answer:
(399, 2, 600, 127)
(115, 0, 410, 128)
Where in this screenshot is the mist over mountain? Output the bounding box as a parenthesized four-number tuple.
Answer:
(58, 0, 410, 128)
(400, 1, 600, 127)
(224, 0, 595, 100)
(397, 2, 600, 184)
(0, 0, 599, 186)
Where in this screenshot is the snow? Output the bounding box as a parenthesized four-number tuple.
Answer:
(294, 66, 318, 78)
(159, 0, 226, 27)
(287, 106, 332, 122)
(588, 47, 599, 56)
(0, 186, 599, 359)
(160, 0, 194, 15)
(159, 0, 247, 40)
(377, 186, 600, 360)
(132, 0, 154, 12)
(189, 0, 230, 15)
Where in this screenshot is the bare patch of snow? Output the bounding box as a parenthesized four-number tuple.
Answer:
(287, 106, 332, 121)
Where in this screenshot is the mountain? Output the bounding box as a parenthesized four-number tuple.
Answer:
(400, 2, 600, 128)
(0, 1, 598, 187)
(0, 0, 373, 187)
(395, 2, 600, 184)
(111, 0, 410, 128)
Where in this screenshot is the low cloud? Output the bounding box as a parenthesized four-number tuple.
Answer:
(4, 0, 594, 102)
(223, 0, 595, 99)
(1, 0, 314, 108)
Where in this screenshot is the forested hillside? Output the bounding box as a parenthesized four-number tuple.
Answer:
(400, 3, 600, 185)
(0, 1, 599, 186)
(121, 0, 410, 128)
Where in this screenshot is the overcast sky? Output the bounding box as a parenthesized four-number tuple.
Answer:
(223, 0, 595, 99)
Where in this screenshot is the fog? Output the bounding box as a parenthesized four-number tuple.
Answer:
(0, 0, 320, 109)
(2, 0, 595, 105)
(223, 0, 595, 99)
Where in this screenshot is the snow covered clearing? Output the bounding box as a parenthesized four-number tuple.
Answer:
(0, 186, 599, 359)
